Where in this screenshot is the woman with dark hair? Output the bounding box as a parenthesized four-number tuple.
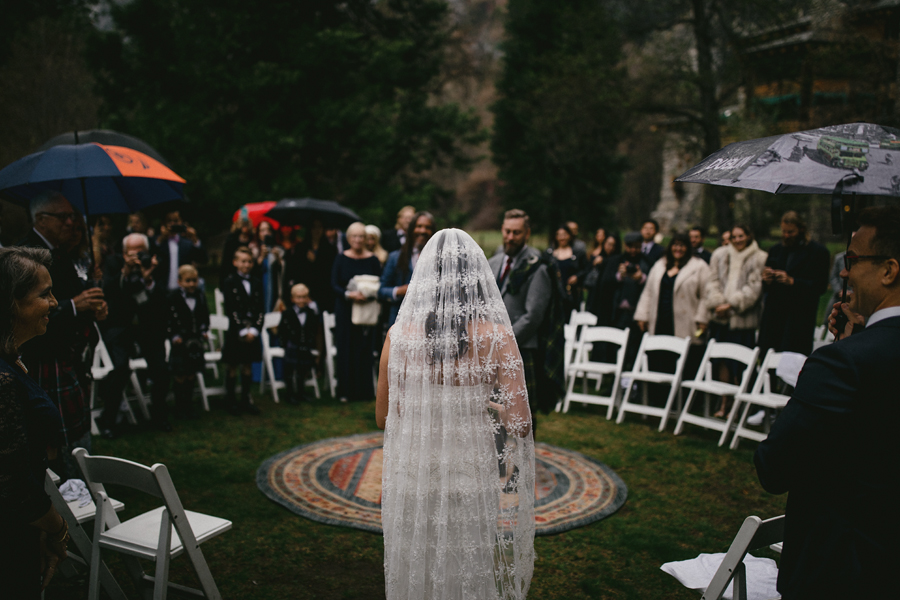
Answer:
(635, 232, 710, 339)
(220, 218, 255, 284)
(585, 233, 620, 325)
(282, 218, 337, 313)
(0, 247, 69, 598)
(546, 224, 588, 319)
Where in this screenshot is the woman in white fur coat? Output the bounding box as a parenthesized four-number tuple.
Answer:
(635, 233, 710, 341)
(704, 224, 768, 416)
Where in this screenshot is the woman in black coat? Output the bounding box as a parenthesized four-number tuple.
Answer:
(0, 247, 69, 598)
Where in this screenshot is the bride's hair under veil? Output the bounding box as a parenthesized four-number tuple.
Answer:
(382, 228, 535, 600)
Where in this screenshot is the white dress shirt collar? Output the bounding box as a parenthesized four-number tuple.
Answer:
(867, 305, 900, 327)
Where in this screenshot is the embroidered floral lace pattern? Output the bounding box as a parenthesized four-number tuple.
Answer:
(382, 229, 535, 600)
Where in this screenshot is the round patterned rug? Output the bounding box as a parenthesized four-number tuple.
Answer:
(257, 432, 627, 536)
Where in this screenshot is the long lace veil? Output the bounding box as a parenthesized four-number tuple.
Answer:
(382, 229, 535, 600)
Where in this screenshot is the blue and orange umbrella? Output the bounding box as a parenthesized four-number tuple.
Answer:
(0, 142, 186, 216)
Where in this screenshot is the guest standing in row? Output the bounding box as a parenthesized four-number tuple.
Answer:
(222, 247, 264, 416)
(166, 265, 210, 419)
(365, 225, 389, 267)
(705, 225, 767, 417)
(586, 233, 621, 325)
(547, 224, 588, 319)
(379, 212, 435, 329)
(283, 218, 336, 313)
(332, 222, 383, 402)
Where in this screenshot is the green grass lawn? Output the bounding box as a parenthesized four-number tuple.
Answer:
(48, 381, 787, 599)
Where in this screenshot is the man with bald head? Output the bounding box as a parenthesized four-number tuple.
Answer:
(18, 192, 107, 471)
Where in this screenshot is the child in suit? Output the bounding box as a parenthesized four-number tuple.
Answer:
(222, 246, 264, 415)
(166, 265, 210, 418)
(279, 283, 320, 404)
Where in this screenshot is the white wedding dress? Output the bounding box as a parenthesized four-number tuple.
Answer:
(381, 229, 535, 600)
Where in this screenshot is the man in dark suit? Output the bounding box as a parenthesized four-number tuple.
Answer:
(755, 205, 900, 600)
(97, 232, 171, 436)
(378, 211, 434, 328)
(380, 205, 416, 253)
(152, 210, 207, 292)
(689, 226, 712, 263)
(18, 192, 107, 471)
(757, 211, 830, 356)
(640, 219, 665, 265)
(279, 283, 320, 404)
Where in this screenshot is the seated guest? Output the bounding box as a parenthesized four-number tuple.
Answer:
(0, 247, 68, 599)
(279, 284, 319, 405)
(755, 205, 900, 600)
(166, 265, 210, 419)
(378, 212, 435, 329)
(222, 247, 264, 416)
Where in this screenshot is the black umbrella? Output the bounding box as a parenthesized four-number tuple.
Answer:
(265, 198, 361, 229)
(676, 122, 900, 234)
(37, 129, 173, 168)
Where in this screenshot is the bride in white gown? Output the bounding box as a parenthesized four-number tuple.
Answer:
(376, 229, 535, 600)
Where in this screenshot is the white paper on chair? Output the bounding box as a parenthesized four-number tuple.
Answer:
(660, 552, 780, 600)
(775, 352, 807, 388)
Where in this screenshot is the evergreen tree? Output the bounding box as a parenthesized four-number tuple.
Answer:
(491, 0, 630, 233)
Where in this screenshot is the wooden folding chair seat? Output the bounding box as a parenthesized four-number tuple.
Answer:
(729, 350, 793, 449)
(73, 448, 231, 600)
(673, 340, 760, 446)
(616, 333, 691, 431)
(702, 514, 784, 600)
(561, 326, 629, 418)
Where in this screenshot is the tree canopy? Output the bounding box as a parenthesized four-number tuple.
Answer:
(91, 0, 484, 230)
(491, 0, 630, 234)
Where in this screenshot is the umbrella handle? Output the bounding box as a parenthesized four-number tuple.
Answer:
(831, 172, 862, 235)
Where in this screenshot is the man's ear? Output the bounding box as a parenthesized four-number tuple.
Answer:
(883, 258, 900, 287)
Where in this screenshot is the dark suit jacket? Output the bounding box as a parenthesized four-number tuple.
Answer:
(378, 250, 414, 327)
(152, 235, 207, 290)
(381, 227, 404, 253)
(222, 273, 264, 339)
(599, 252, 651, 328)
(281, 239, 337, 310)
(758, 240, 830, 355)
(279, 305, 319, 359)
(694, 247, 712, 264)
(17, 230, 92, 362)
(643, 242, 665, 265)
(755, 315, 900, 600)
(165, 290, 210, 342)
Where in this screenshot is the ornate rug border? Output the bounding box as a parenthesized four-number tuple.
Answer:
(256, 432, 628, 537)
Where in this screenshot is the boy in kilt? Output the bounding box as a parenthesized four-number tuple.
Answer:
(279, 283, 320, 404)
(166, 265, 210, 419)
(222, 247, 264, 415)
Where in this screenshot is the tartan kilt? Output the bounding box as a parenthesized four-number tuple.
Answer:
(519, 348, 538, 411)
(33, 359, 90, 446)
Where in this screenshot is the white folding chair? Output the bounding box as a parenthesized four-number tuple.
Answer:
(673, 340, 760, 446)
(322, 311, 338, 398)
(701, 515, 784, 600)
(195, 314, 230, 409)
(73, 448, 232, 600)
(90, 337, 140, 436)
(560, 326, 629, 418)
(259, 312, 285, 402)
(616, 334, 691, 431)
(45, 471, 128, 599)
(213, 287, 225, 316)
(730, 350, 793, 449)
(563, 311, 599, 377)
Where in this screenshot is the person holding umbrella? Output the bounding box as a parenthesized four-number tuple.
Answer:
(17, 192, 107, 474)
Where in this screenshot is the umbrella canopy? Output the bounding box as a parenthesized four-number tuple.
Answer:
(676, 122, 900, 196)
(266, 198, 361, 229)
(37, 129, 173, 168)
(233, 201, 280, 228)
(0, 143, 185, 216)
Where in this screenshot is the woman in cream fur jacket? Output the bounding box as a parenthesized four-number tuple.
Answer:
(634, 234, 711, 344)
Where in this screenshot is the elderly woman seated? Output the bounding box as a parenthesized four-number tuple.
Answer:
(0, 247, 70, 598)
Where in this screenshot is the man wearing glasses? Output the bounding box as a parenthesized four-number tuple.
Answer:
(18, 191, 107, 476)
(754, 205, 900, 600)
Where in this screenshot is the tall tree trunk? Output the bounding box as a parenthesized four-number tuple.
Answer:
(692, 0, 733, 233)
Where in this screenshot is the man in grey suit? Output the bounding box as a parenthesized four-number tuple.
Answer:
(489, 209, 552, 431)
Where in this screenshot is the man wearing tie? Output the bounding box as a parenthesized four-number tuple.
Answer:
(755, 205, 900, 599)
(488, 209, 551, 431)
(640, 219, 665, 265)
(152, 210, 207, 291)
